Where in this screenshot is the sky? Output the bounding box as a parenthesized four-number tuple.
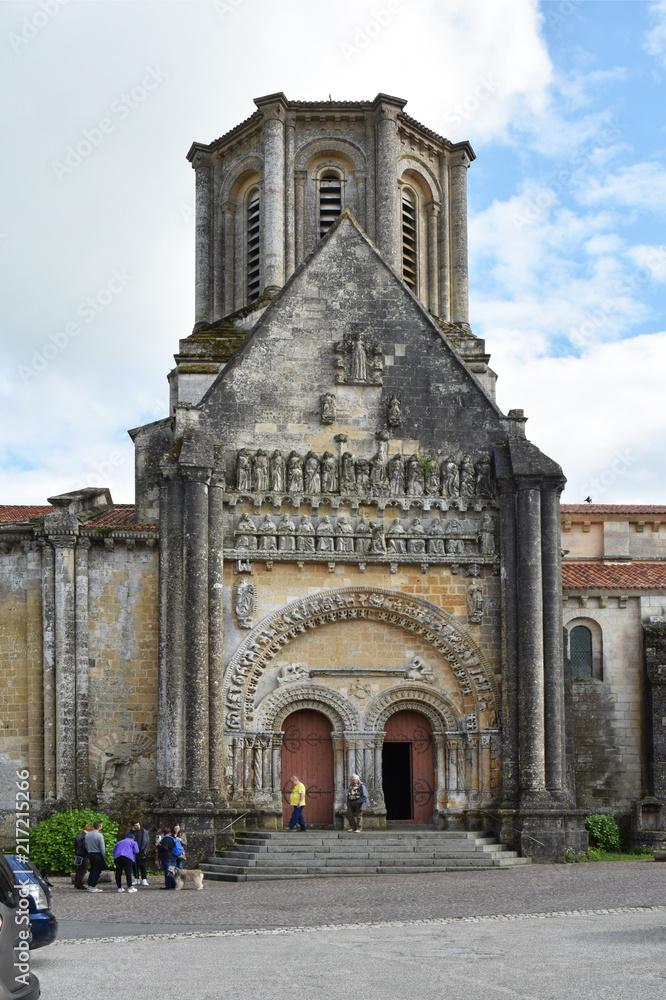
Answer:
(1, 0, 665, 506)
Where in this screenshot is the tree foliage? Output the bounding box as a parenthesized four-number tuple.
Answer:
(584, 813, 621, 852)
(29, 808, 118, 875)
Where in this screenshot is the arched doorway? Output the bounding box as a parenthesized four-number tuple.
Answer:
(281, 709, 334, 826)
(382, 710, 435, 824)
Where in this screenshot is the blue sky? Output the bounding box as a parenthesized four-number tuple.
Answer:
(1, 0, 665, 504)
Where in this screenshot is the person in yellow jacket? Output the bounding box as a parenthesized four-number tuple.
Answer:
(287, 774, 307, 831)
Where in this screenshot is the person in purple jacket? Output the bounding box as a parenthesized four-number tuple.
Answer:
(113, 834, 139, 892)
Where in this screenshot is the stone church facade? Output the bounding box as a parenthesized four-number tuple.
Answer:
(2, 94, 662, 861)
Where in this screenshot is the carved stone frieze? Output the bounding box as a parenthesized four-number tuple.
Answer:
(233, 579, 257, 629)
(467, 581, 484, 624)
(404, 656, 435, 684)
(320, 392, 336, 425)
(276, 662, 310, 684)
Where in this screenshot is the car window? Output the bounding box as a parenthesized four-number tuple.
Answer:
(0, 856, 17, 907)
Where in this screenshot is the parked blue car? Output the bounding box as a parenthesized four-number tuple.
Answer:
(4, 856, 57, 949)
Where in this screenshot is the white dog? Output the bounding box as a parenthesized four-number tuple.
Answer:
(167, 865, 205, 890)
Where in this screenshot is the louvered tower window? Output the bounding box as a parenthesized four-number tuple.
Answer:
(319, 173, 342, 237)
(246, 190, 261, 303)
(402, 189, 417, 291)
(570, 625, 593, 679)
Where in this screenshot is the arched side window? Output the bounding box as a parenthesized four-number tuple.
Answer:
(401, 188, 417, 291)
(246, 189, 261, 303)
(319, 172, 342, 237)
(570, 625, 593, 679)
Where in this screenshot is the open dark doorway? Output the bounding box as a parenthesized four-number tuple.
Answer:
(382, 742, 412, 820)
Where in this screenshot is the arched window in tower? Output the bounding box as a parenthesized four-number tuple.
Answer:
(570, 624, 593, 679)
(319, 173, 342, 237)
(246, 189, 261, 303)
(401, 188, 417, 291)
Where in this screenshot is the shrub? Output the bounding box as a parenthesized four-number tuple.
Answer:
(585, 813, 621, 852)
(29, 808, 118, 875)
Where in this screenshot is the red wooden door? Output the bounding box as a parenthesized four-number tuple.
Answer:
(281, 709, 334, 826)
(383, 710, 435, 824)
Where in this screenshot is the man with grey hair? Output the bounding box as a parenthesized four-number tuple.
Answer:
(346, 774, 369, 833)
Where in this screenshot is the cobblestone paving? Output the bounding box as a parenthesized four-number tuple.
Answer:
(52, 861, 666, 938)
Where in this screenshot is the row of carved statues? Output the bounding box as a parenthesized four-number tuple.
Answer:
(234, 447, 494, 499)
(233, 512, 496, 556)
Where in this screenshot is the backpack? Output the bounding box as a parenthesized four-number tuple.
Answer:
(171, 838, 183, 857)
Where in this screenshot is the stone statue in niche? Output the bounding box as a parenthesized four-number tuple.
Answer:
(235, 513, 257, 550)
(316, 515, 334, 553)
(467, 581, 484, 623)
(253, 449, 269, 492)
(387, 395, 402, 427)
(276, 662, 310, 685)
(355, 517, 371, 553)
(407, 518, 427, 555)
(296, 515, 315, 553)
(320, 392, 336, 425)
(287, 451, 304, 493)
(335, 515, 354, 553)
(236, 449, 252, 491)
(351, 331, 369, 381)
(405, 656, 435, 684)
(425, 462, 440, 497)
(355, 458, 371, 494)
(370, 519, 386, 554)
(270, 450, 285, 493)
(475, 454, 494, 498)
(234, 579, 257, 629)
(349, 680, 372, 701)
(460, 455, 476, 500)
(406, 454, 424, 496)
(336, 331, 383, 385)
(321, 451, 338, 493)
(388, 454, 404, 496)
(370, 432, 389, 495)
(386, 518, 407, 554)
(428, 519, 446, 556)
(445, 519, 465, 556)
(257, 514, 277, 551)
(341, 451, 356, 493)
(304, 451, 321, 494)
(277, 513, 296, 552)
(441, 456, 460, 499)
(479, 513, 496, 556)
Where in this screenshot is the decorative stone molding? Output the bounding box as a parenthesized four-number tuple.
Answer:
(364, 686, 460, 733)
(255, 682, 362, 733)
(233, 579, 257, 629)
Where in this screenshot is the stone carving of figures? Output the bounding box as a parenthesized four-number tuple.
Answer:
(370, 450, 388, 495)
(270, 449, 285, 492)
(276, 662, 310, 684)
(355, 458, 371, 494)
(234, 579, 256, 629)
(236, 449, 252, 491)
(320, 392, 336, 425)
(425, 462, 440, 497)
(467, 581, 484, 623)
(370, 519, 386, 554)
(335, 515, 354, 553)
(445, 537, 465, 555)
(253, 449, 269, 492)
(386, 517, 407, 554)
(460, 455, 476, 500)
(235, 513, 257, 550)
(370, 344, 384, 382)
(277, 513, 296, 553)
(341, 451, 356, 493)
(387, 395, 401, 427)
(479, 513, 496, 556)
(427, 518, 446, 556)
(405, 655, 435, 683)
(296, 515, 315, 553)
(321, 451, 338, 493)
(406, 454, 424, 496)
(407, 517, 427, 555)
(355, 517, 371, 553)
(304, 451, 321, 494)
(350, 331, 369, 381)
(257, 514, 277, 552)
(316, 515, 334, 553)
(441, 456, 460, 499)
(287, 451, 304, 493)
(388, 454, 404, 496)
(475, 454, 494, 497)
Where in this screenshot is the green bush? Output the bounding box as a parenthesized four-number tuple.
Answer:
(585, 813, 621, 852)
(29, 808, 118, 875)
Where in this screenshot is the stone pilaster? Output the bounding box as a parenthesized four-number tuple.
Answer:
(438, 154, 451, 321)
(261, 102, 286, 293)
(51, 535, 77, 803)
(284, 120, 296, 278)
(541, 482, 567, 794)
(74, 537, 91, 802)
(39, 539, 56, 801)
(374, 104, 400, 273)
(24, 542, 44, 800)
(208, 470, 225, 792)
(643, 617, 666, 799)
(294, 170, 306, 267)
(449, 150, 470, 324)
(157, 465, 185, 788)
(497, 485, 519, 798)
(183, 467, 211, 791)
(193, 151, 213, 327)
(222, 201, 236, 316)
(426, 202, 440, 315)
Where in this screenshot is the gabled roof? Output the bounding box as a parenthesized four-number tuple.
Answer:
(0, 505, 53, 522)
(563, 562, 666, 590)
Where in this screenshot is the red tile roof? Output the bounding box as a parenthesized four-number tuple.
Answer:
(561, 505, 666, 515)
(0, 505, 53, 522)
(85, 505, 156, 531)
(563, 562, 666, 590)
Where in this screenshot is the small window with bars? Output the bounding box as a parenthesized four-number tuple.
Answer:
(319, 173, 342, 237)
(570, 625, 593, 679)
(402, 189, 417, 291)
(246, 190, 260, 303)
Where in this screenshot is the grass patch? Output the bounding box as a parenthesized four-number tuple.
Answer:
(565, 847, 654, 863)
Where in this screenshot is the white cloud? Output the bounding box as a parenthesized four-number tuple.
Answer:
(626, 244, 666, 282)
(577, 161, 666, 209)
(644, 0, 666, 64)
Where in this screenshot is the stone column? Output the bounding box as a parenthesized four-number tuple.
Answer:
(284, 121, 296, 278)
(193, 152, 213, 327)
(375, 108, 400, 273)
(158, 467, 185, 788)
(438, 155, 451, 321)
(427, 202, 440, 315)
(39, 539, 56, 801)
(262, 111, 286, 293)
(364, 123, 376, 241)
(497, 483, 519, 799)
(52, 536, 77, 802)
(294, 171, 306, 267)
(75, 538, 90, 802)
(541, 482, 566, 793)
(183, 467, 211, 791)
(222, 202, 236, 316)
(208, 471, 225, 792)
(516, 482, 546, 792)
(271, 732, 284, 796)
(212, 161, 223, 321)
(643, 618, 666, 799)
(24, 542, 43, 799)
(480, 733, 492, 800)
(449, 150, 470, 324)
(432, 730, 446, 809)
